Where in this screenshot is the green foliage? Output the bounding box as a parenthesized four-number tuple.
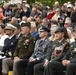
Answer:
(0, 0, 10, 6)
(35, 0, 54, 6)
(32, 0, 76, 6)
(0, 0, 4, 6)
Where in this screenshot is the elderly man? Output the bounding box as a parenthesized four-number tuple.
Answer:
(45, 28, 76, 75)
(30, 22, 39, 40)
(2, 22, 35, 75)
(14, 25, 52, 75)
(8, 17, 18, 25)
(45, 27, 69, 75)
(64, 17, 74, 43)
(34, 27, 69, 75)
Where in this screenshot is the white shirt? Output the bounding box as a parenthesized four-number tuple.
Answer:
(0, 34, 8, 46)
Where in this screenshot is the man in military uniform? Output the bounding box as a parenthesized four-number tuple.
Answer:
(0, 24, 18, 75)
(51, 29, 76, 75)
(2, 22, 35, 75)
(2, 23, 18, 57)
(15, 25, 52, 75)
(34, 27, 69, 75)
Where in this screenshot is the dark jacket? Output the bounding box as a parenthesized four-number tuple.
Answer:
(62, 40, 76, 63)
(14, 33, 35, 59)
(2, 35, 18, 57)
(49, 39, 69, 61)
(31, 38, 52, 61)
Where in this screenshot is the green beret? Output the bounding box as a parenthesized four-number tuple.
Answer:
(55, 27, 65, 33)
(21, 22, 31, 28)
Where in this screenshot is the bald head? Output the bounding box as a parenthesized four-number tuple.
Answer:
(22, 16, 27, 22)
(54, 1, 59, 7)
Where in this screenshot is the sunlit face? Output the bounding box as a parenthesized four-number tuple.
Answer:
(5, 29, 13, 36)
(14, 29, 20, 35)
(21, 26, 30, 35)
(38, 31, 48, 38)
(55, 32, 64, 40)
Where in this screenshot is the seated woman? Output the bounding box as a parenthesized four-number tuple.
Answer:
(0, 24, 8, 51)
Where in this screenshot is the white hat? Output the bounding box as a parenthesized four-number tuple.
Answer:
(67, 4, 73, 8)
(20, 21, 26, 25)
(25, 4, 30, 8)
(5, 23, 17, 30)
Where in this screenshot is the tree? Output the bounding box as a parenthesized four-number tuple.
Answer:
(30, 0, 76, 6)
(27, 0, 35, 5)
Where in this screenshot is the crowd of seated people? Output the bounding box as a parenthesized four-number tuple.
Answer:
(0, 1, 76, 75)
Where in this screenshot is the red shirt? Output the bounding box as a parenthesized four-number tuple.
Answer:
(46, 12, 55, 20)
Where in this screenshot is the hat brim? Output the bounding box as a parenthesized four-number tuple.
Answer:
(55, 30, 64, 33)
(4, 27, 15, 30)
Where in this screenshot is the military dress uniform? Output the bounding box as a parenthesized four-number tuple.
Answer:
(0, 24, 18, 75)
(2, 22, 36, 75)
(44, 27, 70, 75)
(0, 35, 18, 75)
(1, 24, 18, 57)
(2, 35, 18, 57)
(45, 28, 76, 75)
(34, 38, 69, 75)
(61, 40, 76, 75)
(2, 33, 35, 75)
(15, 25, 52, 75)
(34, 27, 70, 75)
(14, 33, 35, 59)
(16, 37, 52, 75)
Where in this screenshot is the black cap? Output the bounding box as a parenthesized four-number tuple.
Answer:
(21, 22, 31, 28)
(55, 27, 65, 33)
(39, 25, 50, 32)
